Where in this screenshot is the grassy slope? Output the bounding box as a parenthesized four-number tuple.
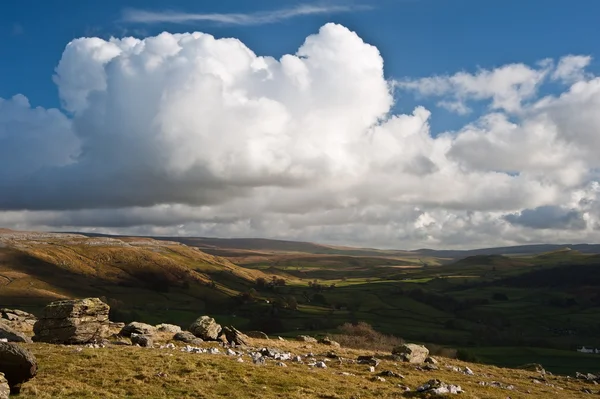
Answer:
(16, 339, 592, 399)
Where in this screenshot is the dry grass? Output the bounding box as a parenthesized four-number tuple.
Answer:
(332, 322, 405, 352)
(13, 338, 591, 399)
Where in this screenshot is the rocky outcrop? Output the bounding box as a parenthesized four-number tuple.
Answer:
(0, 322, 31, 343)
(0, 373, 9, 399)
(173, 331, 204, 345)
(33, 298, 110, 344)
(119, 322, 157, 337)
(130, 333, 153, 347)
(156, 324, 181, 333)
(296, 335, 317, 343)
(0, 309, 36, 326)
(392, 344, 429, 364)
(0, 342, 37, 394)
(222, 326, 250, 346)
(189, 316, 221, 340)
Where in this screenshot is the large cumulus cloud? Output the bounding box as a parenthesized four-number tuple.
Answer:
(1, 23, 600, 249)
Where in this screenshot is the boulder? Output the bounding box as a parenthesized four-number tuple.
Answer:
(156, 324, 181, 333)
(0, 373, 8, 399)
(0, 309, 36, 326)
(357, 355, 381, 367)
(222, 326, 250, 346)
(130, 333, 153, 347)
(173, 331, 204, 345)
(119, 322, 157, 337)
(518, 363, 546, 375)
(246, 331, 269, 339)
(189, 316, 221, 340)
(0, 322, 31, 343)
(297, 335, 318, 343)
(318, 337, 341, 348)
(0, 342, 37, 394)
(392, 344, 429, 364)
(417, 379, 463, 395)
(425, 356, 439, 365)
(33, 298, 110, 344)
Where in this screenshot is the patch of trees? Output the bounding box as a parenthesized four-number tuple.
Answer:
(255, 276, 286, 290)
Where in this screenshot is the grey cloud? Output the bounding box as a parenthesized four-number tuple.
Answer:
(503, 206, 587, 230)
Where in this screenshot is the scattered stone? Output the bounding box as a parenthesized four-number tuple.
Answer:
(260, 347, 291, 361)
(297, 335, 318, 343)
(397, 384, 411, 392)
(156, 324, 181, 333)
(292, 356, 303, 363)
(369, 366, 376, 373)
(173, 331, 204, 345)
(478, 381, 514, 390)
(318, 337, 341, 348)
(276, 362, 287, 367)
(120, 322, 157, 337)
(518, 363, 546, 375)
(246, 331, 269, 339)
(226, 348, 236, 356)
(0, 309, 37, 327)
(160, 343, 176, 349)
(189, 316, 221, 340)
(326, 351, 340, 359)
(464, 367, 474, 376)
(0, 373, 8, 399)
(236, 357, 244, 363)
(208, 347, 220, 355)
(252, 353, 265, 365)
(357, 355, 381, 367)
(0, 322, 31, 343)
(392, 344, 429, 364)
(425, 356, 439, 365)
(278, 336, 285, 341)
(379, 370, 403, 378)
(373, 376, 386, 382)
(315, 361, 327, 369)
(32, 298, 110, 344)
(181, 345, 206, 354)
(417, 379, 463, 395)
(422, 364, 439, 371)
(0, 342, 37, 394)
(130, 333, 153, 347)
(222, 326, 250, 346)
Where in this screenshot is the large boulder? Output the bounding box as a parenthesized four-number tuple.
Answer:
(189, 316, 221, 340)
(0, 322, 31, 343)
(156, 324, 181, 333)
(130, 333, 153, 348)
(222, 326, 250, 346)
(119, 322, 157, 337)
(0, 373, 9, 399)
(392, 344, 429, 364)
(173, 331, 204, 345)
(33, 298, 110, 344)
(0, 342, 37, 394)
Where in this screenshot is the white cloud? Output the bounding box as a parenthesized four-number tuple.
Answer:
(121, 4, 366, 26)
(552, 55, 592, 83)
(1, 25, 600, 249)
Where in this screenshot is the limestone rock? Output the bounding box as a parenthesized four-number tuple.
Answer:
(173, 331, 204, 345)
(0, 322, 31, 343)
(156, 324, 181, 333)
(425, 356, 439, 365)
(120, 322, 157, 337)
(0, 342, 37, 394)
(392, 344, 429, 364)
(296, 335, 318, 343)
(0, 373, 8, 399)
(357, 355, 381, 367)
(131, 333, 153, 347)
(417, 379, 463, 395)
(33, 298, 109, 344)
(222, 326, 250, 346)
(0, 309, 37, 326)
(189, 316, 221, 340)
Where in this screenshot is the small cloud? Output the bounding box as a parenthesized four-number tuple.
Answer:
(552, 55, 592, 84)
(437, 100, 471, 115)
(121, 3, 369, 26)
(11, 23, 24, 36)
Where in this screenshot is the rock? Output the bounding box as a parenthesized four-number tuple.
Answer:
(378, 370, 403, 378)
(369, 366, 376, 373)
(357, 355, 380, 367)
(173, 331, 204, 346)
(32, 298, 110, 344)
(278, 336, 285, 341)
(189, 316, 221, 340)
(297, 335, 318, 343)
(130, 333, 153, 347)
(315, 361, 327, 369)
(464, 366, 474, 376)
(276, 362, 287, 367)
(222, 326, 250, 346)
(0, 342, 37, 394)
(519, 363, 546, 375)
(0, 309, 37, 326)
(425, 356, 438, 365)
(246, 331, 269, 339)
(156, 324, 181, 333)
(108, 321, 125, 330)
(252, 353, 265, 365)
(392, 344, 429, 364)
(318, 337, 341, 348)
(417, 379, 463, 395)
(0, 322, 31, 343)
(0, 373, 8, 399)
(373, 376, 386, 382)
(292, 355, 303, 363)
(236, 357, 244, 363)
(120, 322, 157, 337)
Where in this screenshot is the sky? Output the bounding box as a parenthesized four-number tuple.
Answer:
(2, 0, 600, 249)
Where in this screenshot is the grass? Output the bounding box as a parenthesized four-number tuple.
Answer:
(15, 339, 594, 399)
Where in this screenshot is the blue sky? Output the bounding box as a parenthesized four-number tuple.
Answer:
(3, 0, 600, 113)
(3, 0, 600, 248)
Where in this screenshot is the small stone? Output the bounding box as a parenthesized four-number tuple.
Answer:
(130, 333, 153, 348)
(236, 357, 244, 363)
(315, 361, 327, 369)
(276, 362, 287, 367)
(369, 366, 376, 373)
(424, 356, 438, 365)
